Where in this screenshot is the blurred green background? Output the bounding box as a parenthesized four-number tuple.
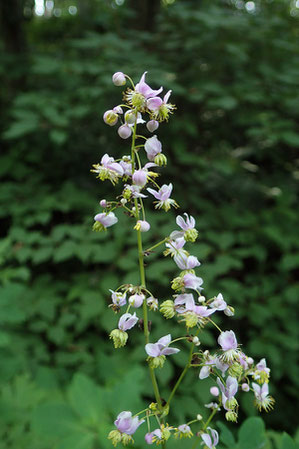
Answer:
(1, 0, 299, 448)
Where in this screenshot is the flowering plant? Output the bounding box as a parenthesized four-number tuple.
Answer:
(91, 71, 274, 448)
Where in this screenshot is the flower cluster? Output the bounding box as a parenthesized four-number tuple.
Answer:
(91, 71, 274, 447)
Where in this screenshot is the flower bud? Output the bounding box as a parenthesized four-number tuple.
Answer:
(103, 110, 118, 126)
(108, 430, 122, 447)
(247, 357, 254, 365)
(192, 336, 201, 346)
(134, 220, 151, 232)
(109, 329, 128, 348)
(125, 110, 137, 125)
(113, 106, 123, 114)
(184, 228, 198, 243)
(145, 433, 154, 444)
(198, 295, 206, 303)
(112, 72, 126, 86)
(154, 153, 167, 166)
(120, 198, 127, 205)
(149, 402, 158, 412)
(146, 120, 159, 132)
(100, 199, 107, 207)
(118, 124, 132, 139)
(242, 383, 250, 392)
(160, 300, 175, 319)
(123, 188, 132, 200)
(129, 293, 144, 308)
(197, 414, 203, 421)
(210, 386, 219, 397)
(147, 355, 166, 369)
(225, 411, 238, 422)
(132, 169, 147, 187)
(224, 306, 235, 316)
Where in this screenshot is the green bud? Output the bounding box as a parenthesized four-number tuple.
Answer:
(228, 362, 243, 378)
(154, 153, 167, 166)
(147, 355, 166, 369)
(162, 427, 171, 441)
(184, 228, 198, 243)
(225, 410, 238, 422)
(160, 300, 175, 319)
(108, 430, 122, 447)
(109, 329, 128, 348)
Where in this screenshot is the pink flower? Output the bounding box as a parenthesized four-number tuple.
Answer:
(217, 376, 238, 410)
(109, 289, 127, 307)
(176, 213, 196, 231)
(112, 72, 126, 86)
(210, 293, 227, 311)
(252, 382, 275, 411)
(128, 293, 145, 308)
(147, 90, 175, 122)
(147, 183, 178, 211)
(183, 273, 203, 290)
(136, 220, 150, 232)
(94, 212, 118, 229)
(103, 109, 118, 126)
(144, 135, 162, 161)
(118, 313, 138, 331)
(135, 72, 163, 99)
(145, 432, 154, 444)
(145, 334, 180, 358)
(218, 330, 238, 351)
(210, 387, 220, 397)
(174, 253, 201, 270)
(114, 411, 144, 434)
(201, 427, 219, 449)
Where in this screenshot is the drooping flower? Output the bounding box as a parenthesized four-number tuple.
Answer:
(164, 236, 187, 258)
(175, 294, 215, 328)
(201, 427, 219, 449)
(209, 293, 227, 311)
(174, 424, 193, 439)
(218, 330, 240, 362)
(93, 212, 118, 232)
(103, 109, 119, 126)
(252, 382, 275, 412)
(123, 184, 147, 199)
(108, 411, 144, 446)
(252, 358, 271, 384)
(147, 296, 158, 311)
(176, 213, 198, 242)
(174, 253, 201, 271)
(128, 293, 145, 308)
(147, 183, 178, 212)
(183, 273, 204, 291)
(217, 376, 238, 410)
(109, 312, 138, 348)
(134, 220, 151, 232)
(149, 425, 172, 444)
(109, 289, 127, 307)
(147, 90, 176, 122)
(145, 334, 179, 368)
(91, 153, 124, 185)
(132, 163, 158, 188)
(144, 135, 162, 161)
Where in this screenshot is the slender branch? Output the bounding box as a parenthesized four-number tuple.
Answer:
(144, 237, 169, 253)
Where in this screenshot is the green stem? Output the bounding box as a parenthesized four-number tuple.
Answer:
(202, 408, 218, 431)
(145, 237, 169, 253)
(166, 341, 195, 408)
(131, 116, 162, 411)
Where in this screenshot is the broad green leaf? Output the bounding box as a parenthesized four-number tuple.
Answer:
(238, 417, 266, 449)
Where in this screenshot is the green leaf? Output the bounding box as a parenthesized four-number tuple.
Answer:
(217, 420, 236, 447)
(31, 403, 80, 438)
(55, 432, 94, 449)
(238, 417, 266, 449)
(280, 433, 297, 449)
(68, 373, 104, 425)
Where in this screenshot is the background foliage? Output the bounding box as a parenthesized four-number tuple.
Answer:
(0, 0, 299, 448)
